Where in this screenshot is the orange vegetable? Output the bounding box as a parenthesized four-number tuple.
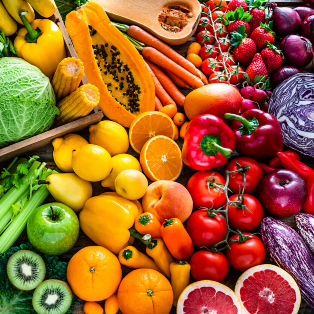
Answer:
(146, 60, 185, 107)
(159, 104, 177, 118)
(196, 68, 209, 85)
(142, 47, 204, 89)
(180, 122, 190, 138)
(155, 96, 163, 110)
(160, 218, 194, 261)
(162, 68, 192, 89)
(173, 113, 185, 126)
(186, 53, 202, 68)
(135, 212, 162, 238)
(187, 42, 201, 55)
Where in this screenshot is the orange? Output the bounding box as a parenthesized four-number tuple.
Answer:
(140, 135, 183, 181)
(104, 293, 120, 314)
(117, 269, 173, 314)
(129, 111, 176, 154)
(67, 246, 122, 301)
(83, 302, 103, 314)
(173, 112, 185, 126)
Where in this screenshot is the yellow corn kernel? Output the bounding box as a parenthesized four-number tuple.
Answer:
(55, 84, 100, 126)
(52, 57, 84, 101)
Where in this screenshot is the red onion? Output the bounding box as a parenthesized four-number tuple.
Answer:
(303, 0, 314, 8)
(295, 6, 314, 21)
(270, 66, 302, 88)
(268, 3, 301, 37)
(280, 35, 313, 68)
(302, 14, 314, 46)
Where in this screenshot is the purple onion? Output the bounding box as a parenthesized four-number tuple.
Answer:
(302, 14, 314, 46)
(280, 35, 313, 68)
(270, 66, 302, 88)
(295, 6, 314, 21)
(303, 0, 314, 8)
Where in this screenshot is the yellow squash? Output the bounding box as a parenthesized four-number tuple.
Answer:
(27, 0, 57, 17)
(2, 0, 35, 24)
(0, 1, 17, 36)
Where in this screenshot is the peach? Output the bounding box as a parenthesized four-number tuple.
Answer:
(142, 181, 193, 223)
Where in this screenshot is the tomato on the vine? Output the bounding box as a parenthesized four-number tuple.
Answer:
(197, 17, 211, 32)
(209, 71, 228, 83)
(217, 53, 235, 66)
(186, 210, 227, 247)
(196, 30, 215, 46)
(212, 10, 225, 21)
(227, 65, 244, 84)
(209, 23, 228, 38)
(226, 233, 265, 271)
(224, 157, 263, 194)
(190, 250, 229, 282)
(206, 0, 227, 12)
(201, 4, 209, 17)
(214, 37, 231, 52)
(225, 194, 263, 231)
(200, 44, 218, 60)
(201, 58, 221, 76)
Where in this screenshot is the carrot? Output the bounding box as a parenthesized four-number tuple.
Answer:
(127, 25, 202, 79)
(145, 61, 176, 106)
(143, 47, 204, 90)
(146, 60, 185, 107)
(161, 68, 192, 89)
(196, 68, 209, 85)
(155, 96, 163, 110)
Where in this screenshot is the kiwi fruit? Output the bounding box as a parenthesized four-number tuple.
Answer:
(7, 250, 46, 291)
(32, 279, 73, 314)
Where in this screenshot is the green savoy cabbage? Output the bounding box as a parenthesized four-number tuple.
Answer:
(0, 57, 59, 148)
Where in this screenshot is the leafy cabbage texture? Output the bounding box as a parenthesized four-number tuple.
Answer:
(0, 57, 58, 148)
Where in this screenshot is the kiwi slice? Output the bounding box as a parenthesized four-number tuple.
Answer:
(7, 250, 46, 291)
(32, 279, 73, 314)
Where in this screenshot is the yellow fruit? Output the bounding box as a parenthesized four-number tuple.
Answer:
(72, 144, 113, 182)
(52, 134, 88, 172)
(115, 170, 148, 201)
(101, 154, 142, 190)
(89, 120, 129, 156)
(0, 1, 17, 36)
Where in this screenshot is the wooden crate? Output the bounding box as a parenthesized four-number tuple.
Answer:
(0, 9, 104, 163)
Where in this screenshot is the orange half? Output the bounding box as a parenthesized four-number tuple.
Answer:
(129, 111, 176, 154)
(140, 135, 183, 181)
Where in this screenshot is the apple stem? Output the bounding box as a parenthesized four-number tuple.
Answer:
(50, 206, 57, 221)
(38, 180, 49, 185)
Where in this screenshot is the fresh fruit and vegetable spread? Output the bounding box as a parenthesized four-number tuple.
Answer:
(0, 0, 314, 313)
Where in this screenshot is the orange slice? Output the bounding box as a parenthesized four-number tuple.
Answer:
(129, 111, 176, 154)
(140, 135, 183, 181)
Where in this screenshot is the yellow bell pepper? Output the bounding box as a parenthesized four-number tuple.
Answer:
(14, 10, 66, 79)
(170, 261, 191, 307)
(79, 194, 138, 254)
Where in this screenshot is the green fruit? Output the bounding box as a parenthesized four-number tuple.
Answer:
(32, 279, 72, 314)
(27, 202, 79, 255)
(7, 250, 46, 291)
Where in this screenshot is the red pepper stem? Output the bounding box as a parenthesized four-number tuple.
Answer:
(211, 141, 233, 158)
(224, 113, 253, 133)
(19, 10, 42, 43)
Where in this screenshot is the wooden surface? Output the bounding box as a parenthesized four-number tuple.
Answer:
(4, 1, 314, 313)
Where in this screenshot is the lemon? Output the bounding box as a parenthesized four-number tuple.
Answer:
(89, 120, 129, 156)
(101, 154, 142, 190)
(72, 144, 113, 182)
(52, 134, 88, 172)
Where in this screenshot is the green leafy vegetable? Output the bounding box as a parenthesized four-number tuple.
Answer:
(0, 243, 77, 314)
(55, 0, 88, 21)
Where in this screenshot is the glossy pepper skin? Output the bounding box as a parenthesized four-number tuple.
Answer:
(160, 218, 194, 261)
(134, 212, 162, 239)
(182, 114, 235, 171)
(304, 172, 314, 214)
(269, 150, 300, 169)
(170, 261, 191, 307)
(14, 10, 66, 78)
(225, 109, 283, 161)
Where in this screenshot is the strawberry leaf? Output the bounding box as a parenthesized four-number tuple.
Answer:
(225, 7, 252, 24)
(260, 21, 275, 36)
(230, 25, 247, 47)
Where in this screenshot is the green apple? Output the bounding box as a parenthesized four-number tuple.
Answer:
(27, 202, 79, 255)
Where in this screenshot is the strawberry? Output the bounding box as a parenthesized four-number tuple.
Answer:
(249, 8, 266, 34)
(230, 25, 256, 65)
(261, 42, 284, 73)
(224, 7, 252, 35)
(245, 53, 268, 81)
(227, 0, 249, 12)
(250, 22, 275, 50)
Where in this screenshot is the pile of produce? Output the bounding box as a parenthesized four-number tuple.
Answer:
(0, 0, 314, 313)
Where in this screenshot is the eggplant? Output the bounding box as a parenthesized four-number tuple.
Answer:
(295, 213, 314, 255)
(261, 217, 314, 308)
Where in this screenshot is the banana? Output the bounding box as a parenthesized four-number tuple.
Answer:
(27, 0, 57, 18)
(0, 1, 17, 36)
(2, 0, 35, 24)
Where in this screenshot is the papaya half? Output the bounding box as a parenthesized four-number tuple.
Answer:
(65, 2, 155, 127)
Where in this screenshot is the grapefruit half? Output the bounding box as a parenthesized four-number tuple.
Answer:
(235, 264, 301, 314)
(177, 280, 242, 314)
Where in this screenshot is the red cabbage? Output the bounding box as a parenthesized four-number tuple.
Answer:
(268, 73, 314, 157)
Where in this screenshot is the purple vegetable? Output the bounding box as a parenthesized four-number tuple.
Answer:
(270, 66, 302, 88)
(240, 86, 255, 99)
(261, 217, 314, 308)
(294, 6, 314, 21)
(302, 14, 314, 46)
(295, 213, 314, 255)
(268, 73, 314, 157)
(251, 89, 267, 104)
(281, 35, 313, 68)
(242, 99, 258, 112)
(304, 0, 314, 8)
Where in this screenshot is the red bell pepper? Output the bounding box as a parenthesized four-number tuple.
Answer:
(224, 109, 283, 161)
(182, 114, 235, 171)
(304, 172, 314, 214)
(259, 163, 277, 175)
(277, 152, 313, 182)
(269, 150, 300, 169)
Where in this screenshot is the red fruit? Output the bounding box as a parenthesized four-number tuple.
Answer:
(200, 44, 218, 60)
(245, 53, 268, 82)
(227, 65, 244, 84)
(227, 20, 250, 35)
(214, 37, 231, 52)
(201, 58, 221, 76)
(217, 53, 236, 66)
(227, 0, 248, 12)
(196, 30, 215, 46)
(225, 7, 252, 35)
(197, 17, 211, 32)
(249, 8, 266, 34)
(201, 4, 209, 17)
(261, 44, 284, 74)
(212, 10, 225, 22)
(250, 23, 275, 50)
(233, 38, 257, 65)
(208, 71, 229, 83)
(209, 23, 228, 38)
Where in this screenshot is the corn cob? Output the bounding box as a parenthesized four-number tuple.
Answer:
(52, 57, 84, 101)
(55, 84, 100, 126)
